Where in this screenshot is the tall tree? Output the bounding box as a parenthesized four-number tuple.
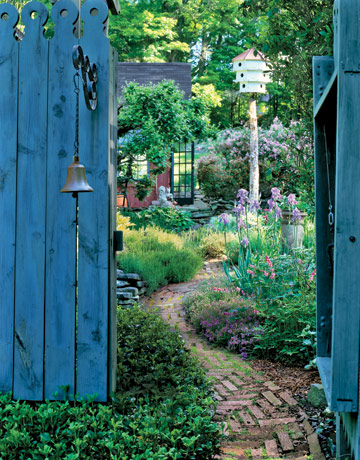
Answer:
(240, 0, 333, 123)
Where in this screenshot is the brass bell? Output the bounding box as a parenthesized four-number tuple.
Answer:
(61, 155, 94, 194)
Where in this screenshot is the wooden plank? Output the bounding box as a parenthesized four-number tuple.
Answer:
(313, 57, 336, 359)
(313, 66, 336, 118)
(331, 0, 360, 413)
(0, 4, 19, 394)
(108, 47, 118, 395)
(76, 0, 111, 401)
(44, 0, 78, 400)
(13, 1, 49, 401)
(333, 0, 339, 67)
(316, 357, 331, 403)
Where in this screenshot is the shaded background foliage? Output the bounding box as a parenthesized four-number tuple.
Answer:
(108, 0, 333, 128)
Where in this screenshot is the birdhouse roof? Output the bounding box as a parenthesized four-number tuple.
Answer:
(232, 48, 267, 62)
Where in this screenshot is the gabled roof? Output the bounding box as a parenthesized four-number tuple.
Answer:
(117, 62, 192, 100)
(232, 48, 267, 62)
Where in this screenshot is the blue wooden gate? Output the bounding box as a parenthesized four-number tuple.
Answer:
(0, 0, 117, 401)
(314, 0, 360, 457)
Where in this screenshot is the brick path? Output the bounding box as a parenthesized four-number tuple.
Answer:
(142, 261, 324, 460)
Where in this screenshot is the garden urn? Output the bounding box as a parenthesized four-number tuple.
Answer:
(280, 210, 307, 250)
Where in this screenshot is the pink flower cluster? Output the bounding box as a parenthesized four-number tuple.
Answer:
(211, 285, 248, 297)
(212, 287, 229, 293)
(265, 256, 276, 279)
(308, 268, 316, 284)
(247, 257, 275, 280)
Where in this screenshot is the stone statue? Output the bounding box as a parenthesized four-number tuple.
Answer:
(158, 186, 172, 207)
(166, 187, 173, 203)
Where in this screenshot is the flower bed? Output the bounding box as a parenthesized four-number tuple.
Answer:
(185, 187, 316, 366)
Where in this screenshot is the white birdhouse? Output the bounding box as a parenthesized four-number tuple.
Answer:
(232, 48, 272, 93)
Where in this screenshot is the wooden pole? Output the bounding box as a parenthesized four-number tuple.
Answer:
(249, 96, 259, 203)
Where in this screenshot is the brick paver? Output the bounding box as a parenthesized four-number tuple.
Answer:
(277, 431, 294, 452)
(142, 260, 317, 460)
(265, 439, 280, 457)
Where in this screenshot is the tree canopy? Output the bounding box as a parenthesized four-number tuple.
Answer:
(108, 0, 333, 127)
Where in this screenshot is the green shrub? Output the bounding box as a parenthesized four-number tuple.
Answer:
(183, 227, 236, 259)
(0, 308, 221, 460)
(254, 293, 316, 364)
(123, 226, 183, 250)
(122, 206, 194, 233)
(118, 228, 203, 294)
(198, 232, 230, 258)
(117, 306, 212, 398)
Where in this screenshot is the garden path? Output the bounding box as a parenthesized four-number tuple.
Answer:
(142, 261, 324, 460)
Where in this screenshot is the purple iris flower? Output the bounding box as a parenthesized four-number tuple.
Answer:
(237, 218, 246, 230)
(287, 194, 298, 207)
(236, 189, 250, 205)
(291, 207, 302, 222)
(233, 203, 245, 217)
(219, 213, 230, 226)
(275, 205, 282, 219)
(267, 198, 275, 212)
(271, 187, 282, 201)
(240, 236, 249, 248)
(250, 200, 261, 213)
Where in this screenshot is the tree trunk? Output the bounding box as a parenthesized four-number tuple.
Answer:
(249, 97, 259, 203)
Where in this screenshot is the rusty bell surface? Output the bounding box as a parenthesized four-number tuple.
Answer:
(61, 155, 94, 194)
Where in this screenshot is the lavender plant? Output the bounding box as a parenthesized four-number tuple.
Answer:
(184, 281, 263, 358)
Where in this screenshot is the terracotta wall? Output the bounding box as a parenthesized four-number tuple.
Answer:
(117, 167, 171, 208)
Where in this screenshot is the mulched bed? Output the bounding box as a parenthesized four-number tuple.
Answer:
(251, 359, 321, 395)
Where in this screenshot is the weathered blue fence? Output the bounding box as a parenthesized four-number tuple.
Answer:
(0, 0, 117, 401)
(314, 0, 360, 457)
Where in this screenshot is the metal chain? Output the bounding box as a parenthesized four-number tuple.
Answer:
(73, 71, 80, 158)
(323, 125, 334, 226)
